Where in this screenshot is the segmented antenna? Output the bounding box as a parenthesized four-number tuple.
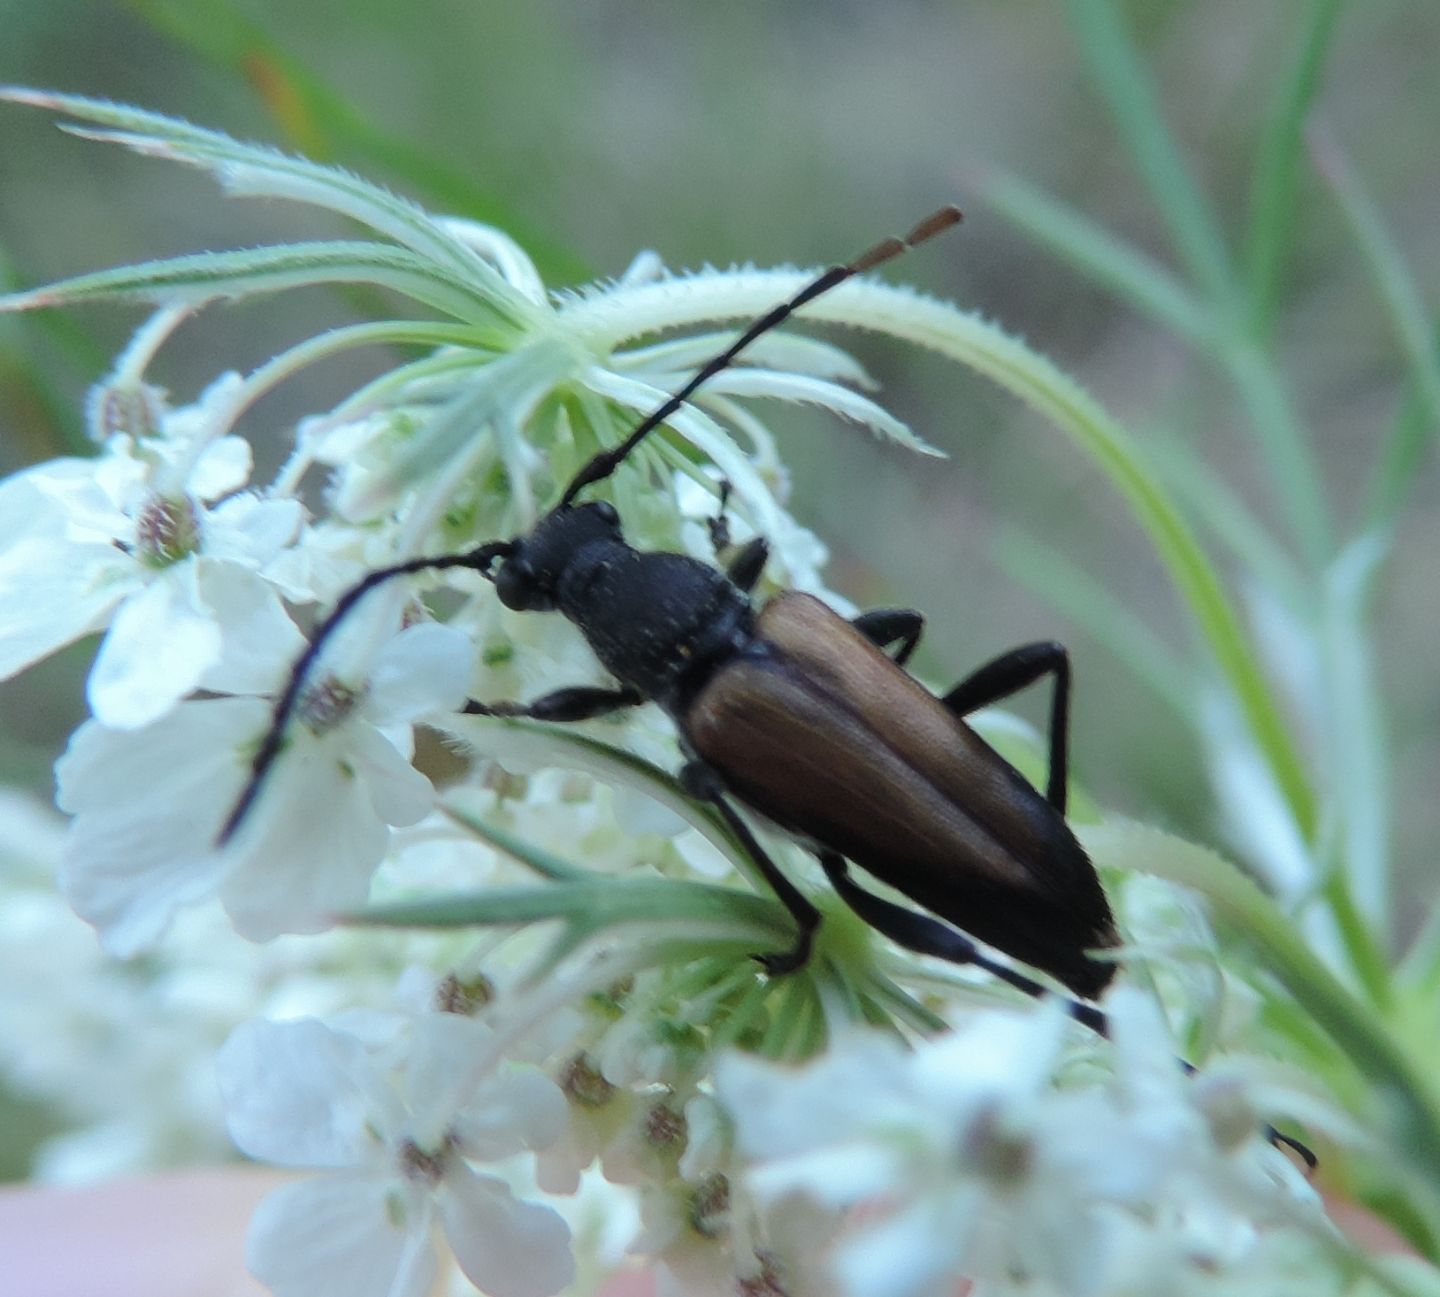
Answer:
(217, 540, 512, 846)
(218, 207, 962, 846)
(558, 204, 962, 505)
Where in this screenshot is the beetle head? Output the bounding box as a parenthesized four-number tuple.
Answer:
(491, 500, 622, 611)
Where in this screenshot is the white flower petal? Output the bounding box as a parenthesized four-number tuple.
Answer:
(0, 533, 135, 679)
(218, 1018, 390, 1166)
(717, 1032, 911, 1159)
(366, 622, 476, 724)
(746, 1142, 905, 1208)
(220, 734, 396, 939)
(189, 432, 252, 499)
(401, 1014, 497, 1145)
(458, 1064, 568, 1161)
(348, 724, 438, 829)
(55, 698, 267, 955)
(440, 1165, 574, 1297)
(218, 712, 436, 939)
(87, 563, 221, 728)
(247, 1172, 436, 1297)
(204, 492, 304, 565)
(833, 1200, 971, 1297)
(194, 561, 307, 697)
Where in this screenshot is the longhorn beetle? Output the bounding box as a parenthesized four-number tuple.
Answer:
(221, 207, 1317, 1166)
(222, 205, 1115, 1016)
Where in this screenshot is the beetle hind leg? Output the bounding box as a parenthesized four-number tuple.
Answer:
(851, 608, 925, 666)
(941, 641, 1072, 813)
(817, 850, 1110, 1036)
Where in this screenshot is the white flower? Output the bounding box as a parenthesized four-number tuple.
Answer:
(718, 996, 1322, 1297)
(0, 377, 305, 729)
(55, 621, 475, 953)
(218, 1013, 573, 1297)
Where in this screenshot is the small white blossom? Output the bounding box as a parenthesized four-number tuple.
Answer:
(0, 377, 306, 729)
(219, 1013, 574, 1297)
(56, 621, 475, 953)
(718, 994, 1324, 1297)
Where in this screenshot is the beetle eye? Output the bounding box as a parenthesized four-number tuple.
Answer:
(593, 501, 619, 527)
(494, 557, 539, 610)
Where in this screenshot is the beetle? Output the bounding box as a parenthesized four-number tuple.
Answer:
(221, 208, 1322, 1167)
(224, 205, 1115, 1017)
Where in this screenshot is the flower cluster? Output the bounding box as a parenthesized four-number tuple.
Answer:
(0, 90, 1422, 1297)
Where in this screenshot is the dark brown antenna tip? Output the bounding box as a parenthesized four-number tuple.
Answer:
(908, 204, 964, 244)
(850, 206, 963, 275)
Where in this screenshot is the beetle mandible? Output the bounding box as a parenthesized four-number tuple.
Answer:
(223, 205, 1119, 1025)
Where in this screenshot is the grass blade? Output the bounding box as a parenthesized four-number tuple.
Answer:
(1243, 0, 1347, 335)
(1064, 0, 1234, 300)
(986, 173, 1211, 344)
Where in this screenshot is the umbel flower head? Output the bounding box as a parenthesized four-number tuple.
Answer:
(0, 89, 1417, 1297)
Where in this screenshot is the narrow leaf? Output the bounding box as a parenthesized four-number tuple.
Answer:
(1064, 0, 1234, 300)
(987, 173, 1211, 343)
(0, 242, 509, 329)
(1243, 0, 1347, 334)
(0, 86, 534, 325)
(1312, 126, 1440, 441)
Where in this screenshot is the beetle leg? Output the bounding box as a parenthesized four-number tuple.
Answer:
(817, 851, 1110, 1035)
(463, 685, 644, 722)
(818, 849, 1316, 1164)
(725, 537, 769, 593)
(706, 478, 734, 553)
(941, 641, 1071, 814)
(679, 759, 820, 975)
(851, 608, 925, 666)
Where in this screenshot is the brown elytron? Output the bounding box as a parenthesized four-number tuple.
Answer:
(685, 592, 1118, 997)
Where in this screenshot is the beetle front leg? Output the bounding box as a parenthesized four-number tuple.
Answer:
(463, 685, 644, 722)
(679, 759, 820, 975)
(851, 608, 925, 666)
(941, 641, 1071, 813)
(817, 851, 1110, 1035)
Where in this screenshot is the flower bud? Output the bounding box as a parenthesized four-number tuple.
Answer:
(87, 379, 167, 442)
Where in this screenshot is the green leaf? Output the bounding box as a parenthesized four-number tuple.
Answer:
(1319, 535, 1392, 930)
(127, 0, 590, 285)
(986, 173, 1211, 344)
(1367, 378, 1437, 530)
(353, 876, 786, 946)
(0, 241, 512, 329)
(1312, 127, 1440, 450)
(1064, 0, 1234, 301)
(1242, 0, 1347, 335)
(0, 86, 543, 329)
(442, 803, 587, 882)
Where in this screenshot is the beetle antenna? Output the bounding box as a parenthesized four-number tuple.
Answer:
(558, 205, 962, 507)
(217, 539, 513, 847)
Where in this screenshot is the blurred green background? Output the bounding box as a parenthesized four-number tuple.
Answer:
(0, 0, 1435, 1174)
